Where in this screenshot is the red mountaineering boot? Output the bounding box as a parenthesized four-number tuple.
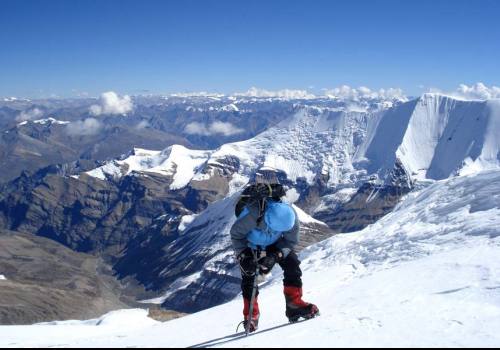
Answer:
(284, 286, 320, 323)
(243, 297, 260, 333)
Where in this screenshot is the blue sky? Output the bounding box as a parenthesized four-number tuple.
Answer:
(1, 0, 499, 98)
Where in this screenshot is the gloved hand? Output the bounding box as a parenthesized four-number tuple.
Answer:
(238, 248, 258, 277)
(258, 250, 283, 275)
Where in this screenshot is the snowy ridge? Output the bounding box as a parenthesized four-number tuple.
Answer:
(395, 95, 500, 179)
(88, 93, 500, 191)
(17, 117, 70, 127)
(86, 148, 163, 180)
(88, 107, 373, 192)
(3, 170, 499, 347)
(185, 104, 241, 113)
(86, 146, 212, 189)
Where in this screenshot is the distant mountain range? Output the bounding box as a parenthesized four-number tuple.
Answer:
(0, 92, 498, 323)
(0, 95, 300, 183)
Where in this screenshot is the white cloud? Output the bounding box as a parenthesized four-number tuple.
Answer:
(323, 85, 407, 101)
(184, 122, 206, 135)
(15, 108, 43, 122)
(455, 83, 500, 100)
(66, 118, 103, 136)
(234, 87, 316, 100)
(427, 83, 500, 101)
(90, 91, 134, 116)
(209, 121, 244, 136)
(170, 92, 225, 98)
(135, 120, 150, 130)
(185, 121, 244, 136)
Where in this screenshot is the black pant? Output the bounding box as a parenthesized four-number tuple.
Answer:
(241, 246, 303, 300)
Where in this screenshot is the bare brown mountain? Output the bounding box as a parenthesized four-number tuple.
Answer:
(0, 231, 132, 325)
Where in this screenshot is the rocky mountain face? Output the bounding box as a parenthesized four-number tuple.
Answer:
(1, 93, 498, 319)
(0, 231, 131, 325)
(0, 168, 227, 257)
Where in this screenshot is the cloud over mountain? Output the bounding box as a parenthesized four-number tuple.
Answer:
(323, 85, 407, 101)
(234, 87, 316, 99)
(184, 121, 244, 136)
(455, 83, 500, 100)
(66, 118, 103, 136)
(428, 83, 500, 101)
(15, 108, 43, 122)
(90, 91, 133, 116)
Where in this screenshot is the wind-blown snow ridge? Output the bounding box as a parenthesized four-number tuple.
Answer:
(2, 170, 499, 347)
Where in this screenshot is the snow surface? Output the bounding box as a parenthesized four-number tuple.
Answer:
(178, 214, 199, 232)
(17, 117, 70, 127)
(0, 275, 6, 281)
(2, 170, 499, 347)
(87, 146, 212, 189)
(395, 94, 500, 180)
(34, 117, 70, 125)
(220, 104, 239, 112)
(292, 205, 328, 226)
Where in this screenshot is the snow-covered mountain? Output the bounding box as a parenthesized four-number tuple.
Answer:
(87, 93, 500, 212)
(2, 169, 499, 347)
(393, 94, 500, 179)
(86, 93, 500, 313)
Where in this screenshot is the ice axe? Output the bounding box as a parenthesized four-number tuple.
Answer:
(245, 248, 260, 336)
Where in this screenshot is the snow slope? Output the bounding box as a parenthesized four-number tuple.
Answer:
(395, 95, 500, 180)
(2, 170, 499, 347)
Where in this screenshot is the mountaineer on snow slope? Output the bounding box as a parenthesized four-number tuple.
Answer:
(230, 183, 320, 333)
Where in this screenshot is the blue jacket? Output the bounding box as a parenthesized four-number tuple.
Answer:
(230, 200, 300, 258)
